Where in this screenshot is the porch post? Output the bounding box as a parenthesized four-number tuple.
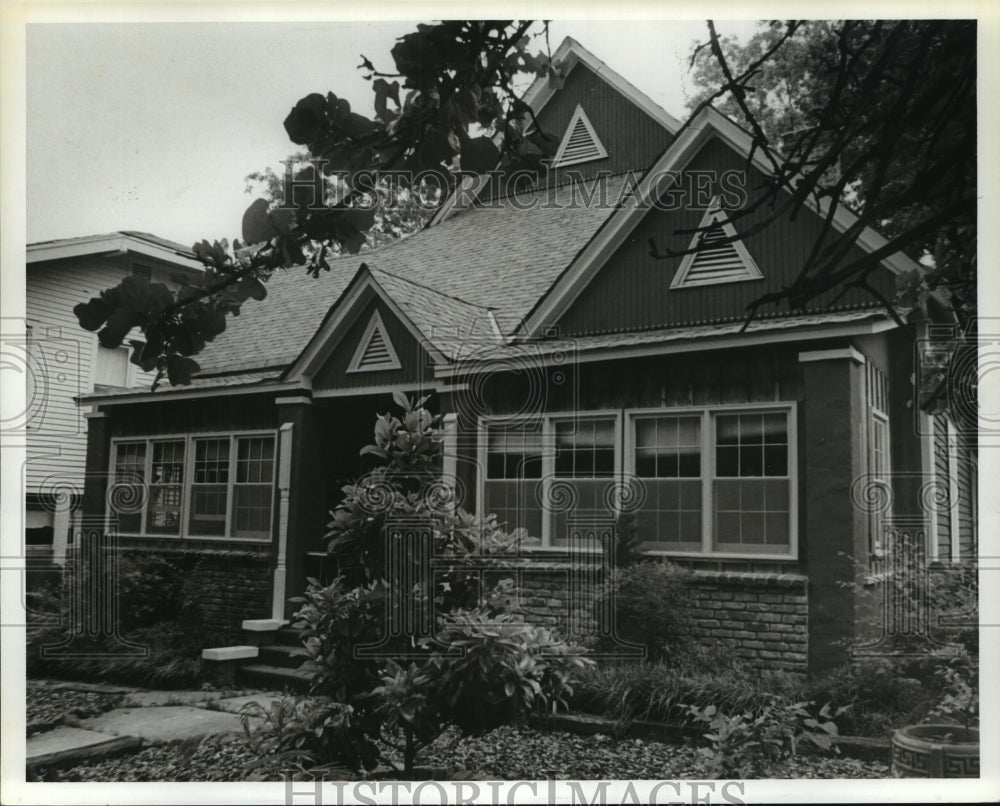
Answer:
(274, 395, 323, 618)
(272, 422, 294, 620)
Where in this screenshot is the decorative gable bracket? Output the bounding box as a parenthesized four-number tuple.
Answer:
(347, 310, 402, 373)
(670, 197, 764, 289)
(550, 105, 608, 169)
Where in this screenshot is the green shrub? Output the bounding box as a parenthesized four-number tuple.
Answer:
(591, 560, 691, 662)
(278, 393, 595, 777)
(573, 656, 809, 726)
(805, 659, 930, 737)
(26, 550, 224, 688)
(686, 700, 841, 778)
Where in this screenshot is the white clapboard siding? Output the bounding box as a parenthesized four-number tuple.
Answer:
(25, 255, 183, 494)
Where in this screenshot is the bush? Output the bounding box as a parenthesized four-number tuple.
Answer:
(591, 560, 691, 662)
(804, 659, 931, 737)
(276, 393, 595, 776)
(26, 550, 224, 688)
(573, 654, 809, 727)
(686, 700, 841, 778)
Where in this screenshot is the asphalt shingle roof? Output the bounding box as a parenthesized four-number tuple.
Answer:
(195, 174, 630, 375)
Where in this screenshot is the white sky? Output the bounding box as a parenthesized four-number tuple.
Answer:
(25, 19, 761, 247)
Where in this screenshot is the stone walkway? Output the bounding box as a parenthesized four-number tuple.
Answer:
(26, 682, 283, 771)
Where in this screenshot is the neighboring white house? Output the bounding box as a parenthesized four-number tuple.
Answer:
(24, 231, 203, 564)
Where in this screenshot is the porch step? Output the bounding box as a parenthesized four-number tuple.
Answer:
(236, 663, 311, 692)
(275, 626, 307, 648)
(257, 644, 308, 669)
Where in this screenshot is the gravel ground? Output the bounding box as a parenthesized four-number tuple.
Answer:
(27, 687, 125, 737)
(51, 724, 889, 782)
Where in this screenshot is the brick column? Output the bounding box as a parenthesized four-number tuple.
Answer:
(800, 348, 868, 675)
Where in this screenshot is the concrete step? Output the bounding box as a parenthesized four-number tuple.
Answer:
(257, 644, 308, 669)
(236, 663, 311, 693)
(274, 627, 306, 648)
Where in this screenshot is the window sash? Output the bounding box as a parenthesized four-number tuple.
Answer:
(108, 432, 276, 541)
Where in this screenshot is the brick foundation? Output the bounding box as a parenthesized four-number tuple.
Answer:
(512, 563, 809, 675)
(115, 543, 273, 644)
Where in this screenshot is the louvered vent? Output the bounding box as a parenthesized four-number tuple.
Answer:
(684, 224, 753, 283)
(132, 263, 152, 281)
(551, 105, 608, 168)
(670, 199, 763, 289)
(348, 310, 402, 373)
(358, 327, 392, 368)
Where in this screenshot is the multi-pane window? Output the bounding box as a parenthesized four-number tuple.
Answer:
(551, 418, 616, 546)
(111, 441, 146, 533)
(483, 423, 543, 539)
(109, 433, 275, 540)
(189, 438, 230, 536)
(713, 412, 790, 553)
(633, 416, 702, 552)
(147, 441, 185, 535)
(234, 436, 275, 538)
(480, 406, 796, 556)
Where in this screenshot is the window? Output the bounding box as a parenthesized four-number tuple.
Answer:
(712, 412, 791, 554)
(93, 345, 131, 388)
(633, 416, 702, 552)
(480, 407, 795, 556)
(481, 414, 620, 549)
(109, 432, 276, 540)
(483, 423, 543, 539)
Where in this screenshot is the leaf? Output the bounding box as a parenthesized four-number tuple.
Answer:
(165, 354, 200, 386)
(74, 298, 112, 331)
(238, 276, 268, 302)
(460, 136, 500, 174)
(284, 93, 326, 146)
(392, 391, 410, 410)
(242, 198, 278, 245)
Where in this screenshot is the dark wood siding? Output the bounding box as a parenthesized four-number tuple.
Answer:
(312, 291, 436, 391)
(108, 394, 278, 438)
(532, 62, 672, 185)
(556, 137, 900, 335)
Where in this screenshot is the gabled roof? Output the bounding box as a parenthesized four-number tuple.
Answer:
(198, 173, 630, 377)
(27, 231, 201, 269)
(517, 105, 926, 335)
(520, 37, 680, 136)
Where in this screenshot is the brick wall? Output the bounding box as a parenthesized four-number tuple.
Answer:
(679, 571, 809, 675)
(512, 563, 809, 675)
(187, 552, 272, 641)
(115, 543, 273, 644)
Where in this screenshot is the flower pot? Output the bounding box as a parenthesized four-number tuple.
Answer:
(891, 724, 979, 777)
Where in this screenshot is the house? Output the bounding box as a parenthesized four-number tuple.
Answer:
(74, 39, 976, 676)
(24, 231, 203, 566)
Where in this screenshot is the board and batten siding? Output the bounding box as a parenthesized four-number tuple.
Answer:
(556, 137, 899, 336)
(26, 256, 166, 493)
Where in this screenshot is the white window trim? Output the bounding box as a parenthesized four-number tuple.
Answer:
(869, 406, 892, 558)
(477, 403, 797, 559)
(627, 402, 798, 560)
(477, 410, 622, 551)
(107, 430, 278, 543)
(670, 197, 764, 290)
(549, 104, 609, 169)
(346, 309, 402, 374)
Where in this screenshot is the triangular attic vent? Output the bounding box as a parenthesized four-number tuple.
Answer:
(670, 198, 763, 289)
(347, 310, 402, 373)
(550, 105, 608, 168)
